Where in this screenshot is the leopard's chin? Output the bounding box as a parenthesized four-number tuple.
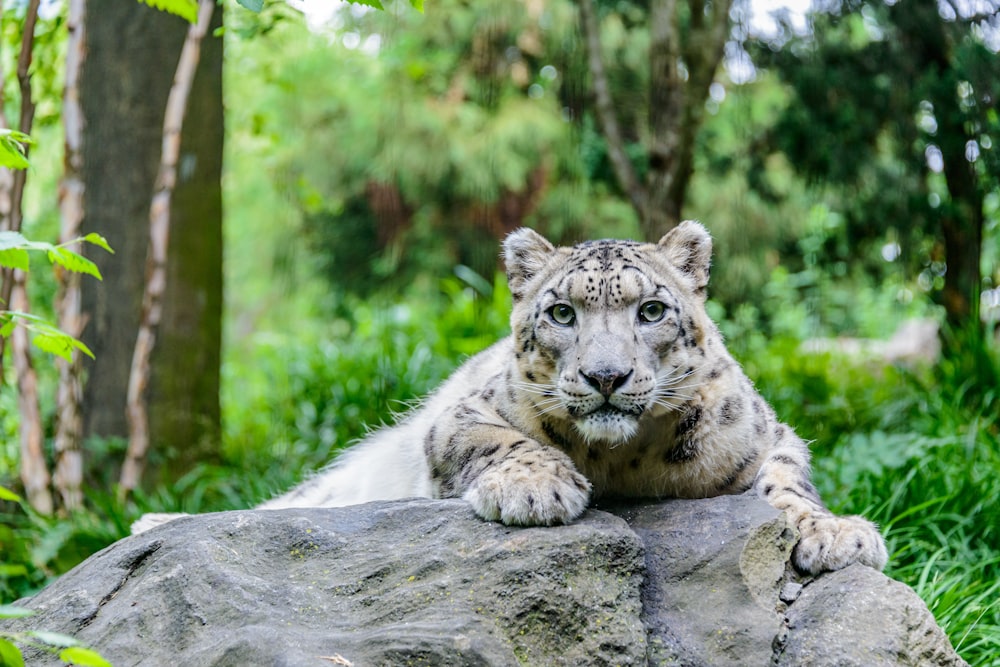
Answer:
(573, 405, 639, 446)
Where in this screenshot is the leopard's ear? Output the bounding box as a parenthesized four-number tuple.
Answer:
(503, 227, 555, 301)
(657, 220, 712, 296)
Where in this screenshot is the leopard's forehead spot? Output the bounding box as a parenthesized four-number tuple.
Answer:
(545, 239, 670, 309)
(569, 239, 643, 268)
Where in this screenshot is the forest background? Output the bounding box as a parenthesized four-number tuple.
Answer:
(1, 0, 999, 664)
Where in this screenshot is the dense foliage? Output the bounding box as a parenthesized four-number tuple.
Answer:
(750, 1, 1000, 328)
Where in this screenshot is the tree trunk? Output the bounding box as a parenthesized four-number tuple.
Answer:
(1, 0, 51, 514)
(53, 0, 88, 511)
(122, 0, 218, 495)
(11, 274, 53, 515)
(579, 0, 732, 239)
(150, 0, 224, 484)
(894, 3, 984, 331)
(929, 77, 983, 330)
(578, 0, 647, 219)
(80, 0, 223, 487)
(645, 0, 732, 237)
(0, 0, 41, 378)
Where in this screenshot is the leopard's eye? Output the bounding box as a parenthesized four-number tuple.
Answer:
(639, 301, 667, 323)
(548, 303, 576, 326)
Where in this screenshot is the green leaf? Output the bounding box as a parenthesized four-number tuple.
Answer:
(58, 647, 112, 667)
(73, 339, 96, 359)
(0, 638, 25, 667)
(0, 248, 30, 272)
(136, 0, 198, 22)
(1, 313, 96, 360)
(0, 565, 28, 577)
(0, 129, 31, 170)
(26, 631, 79, 648)
(82, 233, 114, 255)
(33, 329, 94, 361)
(46, 248, 102, 280)
(236, 0, 263, 11)
(348, 0, 384, 9)
(0, 486, 22, 503)
(0, 232, 110, 278)
(0, 605, 34, 619)
(31, 334, 76, 362)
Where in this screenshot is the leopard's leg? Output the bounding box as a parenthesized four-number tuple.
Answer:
(427, 402, 591, 526)
(754, 428, 888, 574)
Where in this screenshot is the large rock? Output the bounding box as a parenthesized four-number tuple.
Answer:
(3, 495, 966, 666)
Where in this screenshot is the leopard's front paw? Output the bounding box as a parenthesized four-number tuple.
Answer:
(793, 513, 888, 574)
(462, 454, 592, 526)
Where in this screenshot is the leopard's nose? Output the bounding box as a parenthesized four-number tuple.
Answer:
(580, 368, 632, 397)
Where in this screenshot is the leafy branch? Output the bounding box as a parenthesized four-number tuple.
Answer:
(0, 231, 113, 362)
(0, 231, 113, 281)
(0, 312, 94, 362)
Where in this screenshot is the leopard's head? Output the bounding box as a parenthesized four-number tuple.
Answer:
(503, 221, 714, 445)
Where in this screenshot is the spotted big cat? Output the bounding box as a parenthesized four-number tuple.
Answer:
(135, 221, 887, 574)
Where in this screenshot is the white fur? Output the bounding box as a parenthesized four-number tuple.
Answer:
(258, 342, 511, 510)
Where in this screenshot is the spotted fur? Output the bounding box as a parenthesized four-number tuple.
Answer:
(133, 222, 887, 575)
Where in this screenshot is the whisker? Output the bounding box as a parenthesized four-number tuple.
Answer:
(650, 399, 687, 412)
(511, 382, 558, 397)
(656, 371, 698, 387)
(653, 392, 694, 403)
(532, 399, 563, 411)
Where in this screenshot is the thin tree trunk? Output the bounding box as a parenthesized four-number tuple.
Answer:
(1, 0, 51, 514)
(53, 0, 87, 511)
(0, 0, 41, 378)
(121, 0, 216, 496)
(11, 274, 52, 514)
(0, 36, 13, 241)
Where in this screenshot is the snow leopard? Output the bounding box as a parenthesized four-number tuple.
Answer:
(134, 221, 888, 575)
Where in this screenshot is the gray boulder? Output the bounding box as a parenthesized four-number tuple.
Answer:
(3, 495, 966, 666)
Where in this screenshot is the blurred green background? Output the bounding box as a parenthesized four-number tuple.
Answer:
(2, 0, 999, 663)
